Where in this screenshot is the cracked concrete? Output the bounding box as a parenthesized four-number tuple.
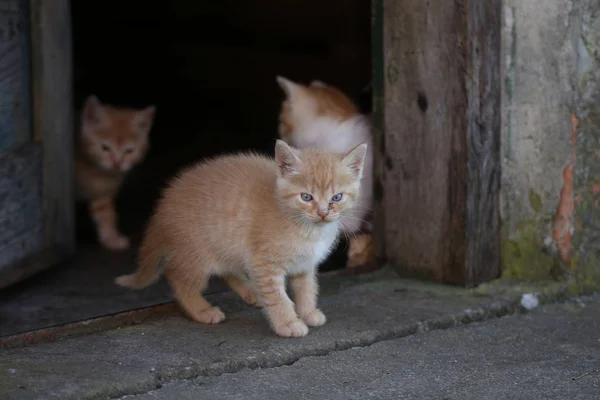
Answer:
(0, 268, 596, 400)
(124, 295, 600, 400)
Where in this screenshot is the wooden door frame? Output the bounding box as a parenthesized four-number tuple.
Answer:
(371, 0, 502, 288)
(1, 0, 75, 289)
(30, 0, 76, 274)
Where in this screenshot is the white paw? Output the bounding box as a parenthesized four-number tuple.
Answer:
(301, 309, 327, 327)
(100, 234, 130, 251)
(273, 319, 309, 338)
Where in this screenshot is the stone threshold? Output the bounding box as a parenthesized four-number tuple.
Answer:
(0, 263, 380, 350)
(0, 266, 590, 400)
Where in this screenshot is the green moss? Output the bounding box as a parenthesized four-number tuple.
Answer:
(528, 189, 543, 213)
(501, 221, 556, 281)
(569, 249, 600, 289)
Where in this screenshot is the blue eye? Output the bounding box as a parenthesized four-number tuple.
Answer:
(331, 193, 343, 202)
(300, 193, 313, 202)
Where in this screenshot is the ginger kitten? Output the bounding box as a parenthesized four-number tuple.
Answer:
(276, 76, 375, 268)
(75, 95, 156, 251)
(116, 140, 367, 337)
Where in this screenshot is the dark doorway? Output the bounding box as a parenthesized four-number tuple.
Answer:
(0, 0, 371, 337)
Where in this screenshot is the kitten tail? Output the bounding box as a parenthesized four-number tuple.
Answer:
(115, 223, 165, 289)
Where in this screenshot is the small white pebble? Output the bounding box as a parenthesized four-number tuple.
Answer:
(520, 293, 539, 310)
(8, 369, 16, 374)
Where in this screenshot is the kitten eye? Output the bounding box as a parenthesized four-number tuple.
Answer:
(331, 193, 343, 202)
(300, 193, 313, 202)
(124, 148, 134, 154)
(101, 144, 111, 152)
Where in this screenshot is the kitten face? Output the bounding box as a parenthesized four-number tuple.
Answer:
(276, 76, 359, 143)
(274, 140, 367, 227)
(80, 95, 156, 172)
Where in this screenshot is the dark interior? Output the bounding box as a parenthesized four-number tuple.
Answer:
(0, 0, 371, 337)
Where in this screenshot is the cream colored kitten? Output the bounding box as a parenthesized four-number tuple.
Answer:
(276, 76, 374, 266)
(116, 140, 367, 337)
(75, 95, 156, 251)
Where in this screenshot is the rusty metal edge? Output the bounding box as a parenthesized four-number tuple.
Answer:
(0, 263, 383, 350)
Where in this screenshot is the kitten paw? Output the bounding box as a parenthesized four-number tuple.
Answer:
(300, 309, 327, 327)
(100, 234, 130, 251)
(239, 288, 263, 308)
(192, 306, 226, 324)
(346, 234, 374, 268)
(273, 319, 309, 338)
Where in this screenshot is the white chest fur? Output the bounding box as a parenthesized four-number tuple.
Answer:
(286, 223, 339, 275)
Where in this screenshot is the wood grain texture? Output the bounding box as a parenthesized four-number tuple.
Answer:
(0, 0, 31, 152)
(0, 145, 44, 277)
(464, 0, 502, 285)
(371, 0, 386, 263)
(381, 0, 501, 287)
(30, 0, 75, 257)
(0, 0, 44, 284)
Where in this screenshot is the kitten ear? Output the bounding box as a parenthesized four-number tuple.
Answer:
(134, 105, 156, 136)
(310, 80, 327, 88)
(276, 76, 303, 99)
(341, 143, 368, 180)
(82, 95, 107, 132)
(275, 139, 302, 176)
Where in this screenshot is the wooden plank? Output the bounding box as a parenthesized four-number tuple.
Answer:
(381, 0, 501, 287)
(0, 247, 66, 291)
(0, 0, 31, 152)
(371, 0, 386, 264)
(30, 0, 75, 257)
(0, 0, 46, 286)
(464, 1, 502, 285)
(0, 145, 43, 278)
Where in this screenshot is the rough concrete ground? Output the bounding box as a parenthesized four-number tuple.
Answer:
(128, 296, 600, 400)
(0, 268, 597, 400)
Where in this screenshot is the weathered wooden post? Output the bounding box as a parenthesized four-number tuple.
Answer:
(0, 0, 74, 288)
(372, 0, 502, 287)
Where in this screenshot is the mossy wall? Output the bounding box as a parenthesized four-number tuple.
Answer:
(502, 0, 600, 286)
(573, 2, 600, 285)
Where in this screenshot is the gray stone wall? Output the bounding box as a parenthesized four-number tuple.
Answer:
(502, 0, 600, 283)
(574, 1, 600, 283)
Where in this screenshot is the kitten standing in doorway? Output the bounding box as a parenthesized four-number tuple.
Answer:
(116, 140, 367, 337)
(75, 95, 156, 251)
(276, 76, 375, 268)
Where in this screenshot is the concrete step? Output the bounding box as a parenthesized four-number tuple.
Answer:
(0, 267, 590, 400)
(127, 295, 600, 400)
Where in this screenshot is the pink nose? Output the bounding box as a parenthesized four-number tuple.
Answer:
(108, 154, 121, 167)
(317, 210, 329, 219)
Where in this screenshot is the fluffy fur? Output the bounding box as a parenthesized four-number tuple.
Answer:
(276, 76, 375, 267)
(116, 140, 367, 337)
(75, 95, 156, 251)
